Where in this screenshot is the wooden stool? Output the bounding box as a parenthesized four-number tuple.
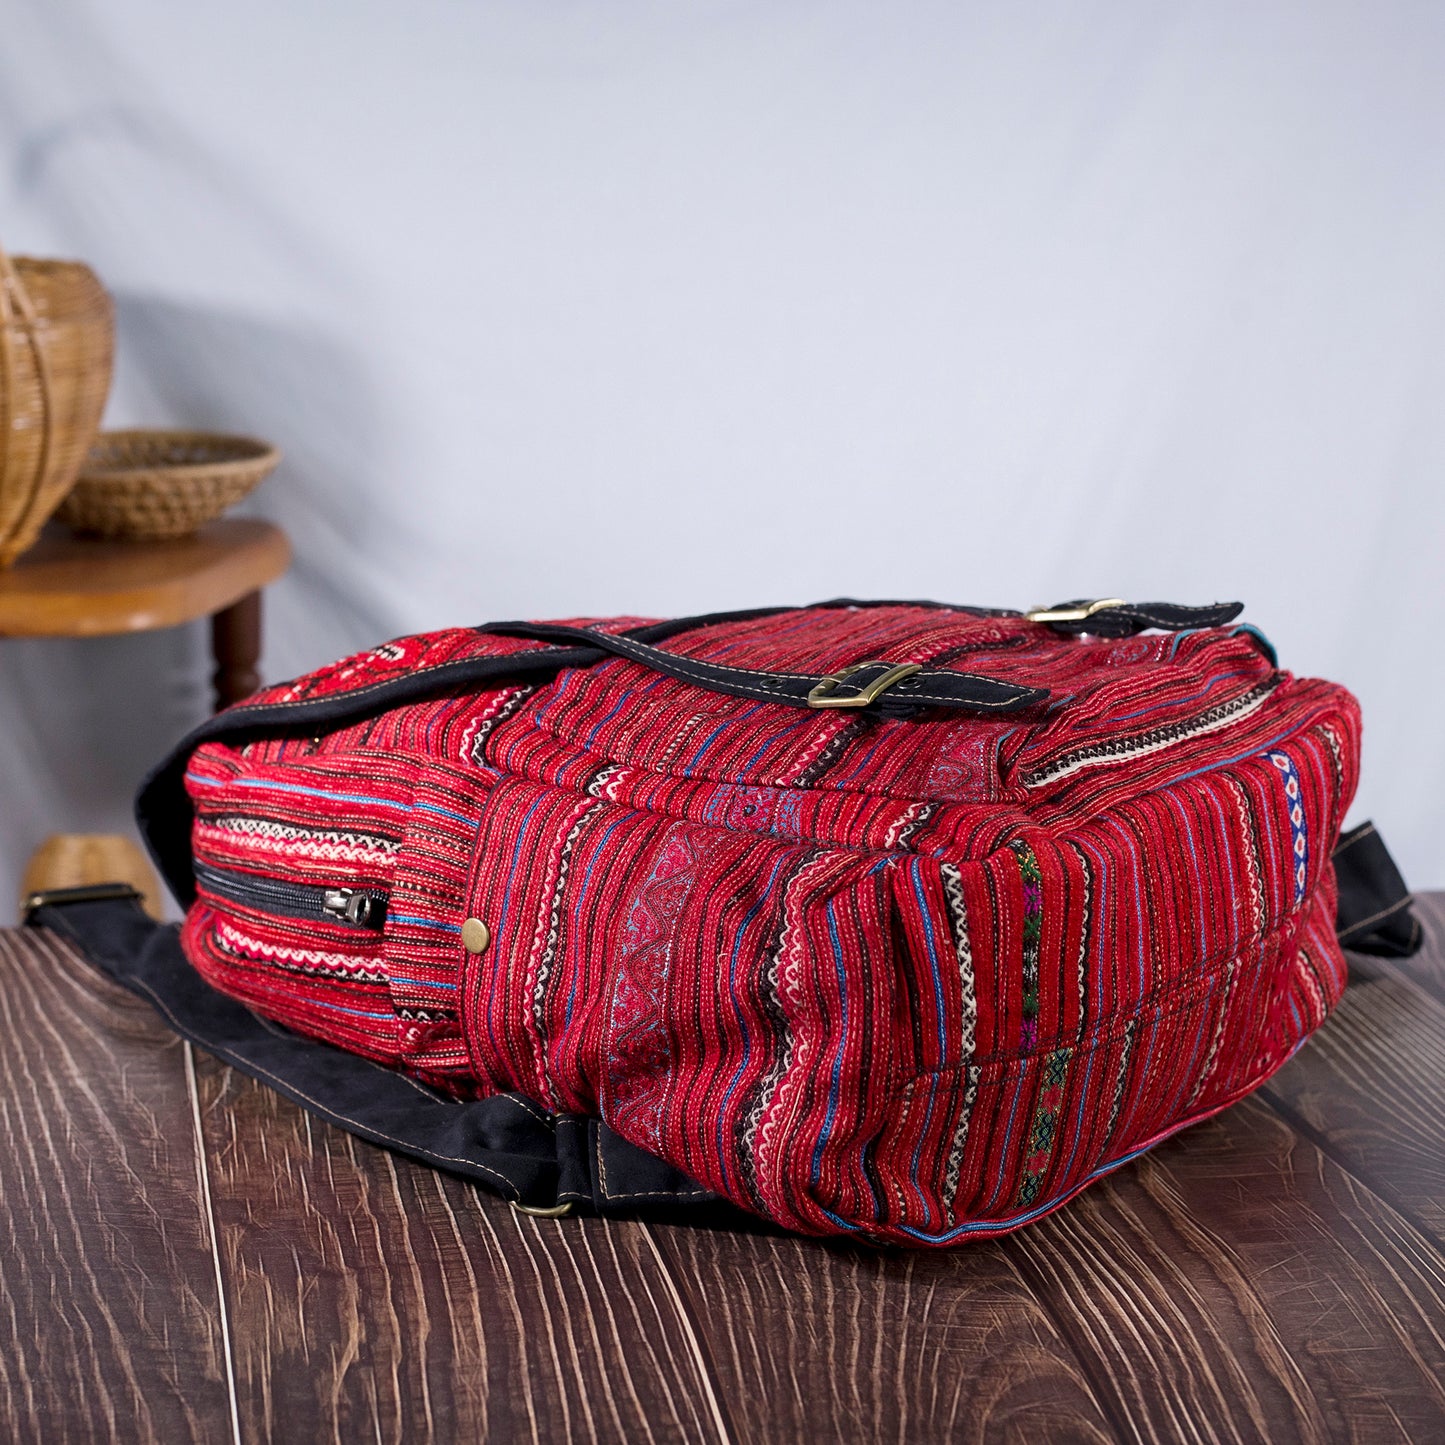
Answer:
(0, 518, 291, 711)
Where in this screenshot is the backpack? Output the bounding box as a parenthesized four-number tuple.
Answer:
(117, 597, 1399, 1245)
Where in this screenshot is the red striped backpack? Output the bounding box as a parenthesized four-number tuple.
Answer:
(118, 597, 1399, 1245)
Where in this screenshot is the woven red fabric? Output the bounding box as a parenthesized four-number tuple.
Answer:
(178, 604, 1357, 1243)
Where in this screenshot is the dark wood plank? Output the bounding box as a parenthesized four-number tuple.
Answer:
(1009, 1098, 1445, 1444)
(0, 928, 235, 1444)
(1379, 892, 1445, 1003)
(1261, 950, 1445, 1244)
(645, 1220, 1115, 1444)
(5, 895, 1444, 1442)
(191, 1054, 732, 1444)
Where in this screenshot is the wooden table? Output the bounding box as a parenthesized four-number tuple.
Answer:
(0, 900, 1441, 1444)
(0, 519, 291, 710)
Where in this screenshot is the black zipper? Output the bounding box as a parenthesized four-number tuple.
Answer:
(194, 860, 388, 931)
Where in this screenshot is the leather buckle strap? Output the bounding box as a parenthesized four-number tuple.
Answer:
(806, 661, 922, 709)
(480, 621, 1048, 717)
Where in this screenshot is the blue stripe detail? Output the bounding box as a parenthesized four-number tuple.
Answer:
(906, 859, 950, 1064)
(388, 976, 460, 992)
(809, 900, 852, 1185)
(1166, 628, 1201, 659)
(980, 1062, 1030, 1212)
(184, 774, 406, 809)
(1054, 1045, 1096, 1185)
(734, 715, 812, 782)
(481, 790, 551, 1066)
(880, 1136, 1164, 1241)
(1167, 724, 1312, 787)
(1266, 749, 1309, 904)
(873, 966, 1319, 1241)
(306, 1000, 398, 1019)
(388, 914, 462, 932)
(564, 814, 629, 1028)
(1109, 667, 1255, 723)
(414, 801, 478, 827)
(584, 691, 633, 748)
(1231, 623, 1278, 665)
(684, 706, 763, 775)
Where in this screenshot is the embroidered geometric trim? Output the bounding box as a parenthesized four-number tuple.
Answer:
(1023, 676, 1282, 786)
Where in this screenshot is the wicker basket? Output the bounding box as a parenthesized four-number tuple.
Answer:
(57, 429, 280, 541)
(0, 245, 115, 566)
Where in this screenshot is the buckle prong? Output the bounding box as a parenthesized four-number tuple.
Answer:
(807, 660, 922, 710)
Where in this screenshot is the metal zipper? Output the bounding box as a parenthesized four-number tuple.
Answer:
(193, 860, 388, 931)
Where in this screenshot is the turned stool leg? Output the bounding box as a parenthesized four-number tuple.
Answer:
(211, 589, 262, 711)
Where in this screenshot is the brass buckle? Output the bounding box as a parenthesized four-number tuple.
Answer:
(511, 1199, 577, 1219)
(1024, 598, 1127, 625)
(806, 660, 922, 710)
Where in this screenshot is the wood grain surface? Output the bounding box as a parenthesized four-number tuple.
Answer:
(0, 899, 1442, 1443)
(0, 928, 233, 1444)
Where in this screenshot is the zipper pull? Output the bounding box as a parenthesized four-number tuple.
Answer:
(322, 888, 384, 928)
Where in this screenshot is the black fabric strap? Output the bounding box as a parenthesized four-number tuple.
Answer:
(479, 621, 1048, 717)
(30, 897, 736, 1222)
(483, 601, 1242, 711)
(1332, 821, 1423, 957)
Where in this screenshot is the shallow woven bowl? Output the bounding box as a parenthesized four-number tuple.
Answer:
(57, 429, 280, 541)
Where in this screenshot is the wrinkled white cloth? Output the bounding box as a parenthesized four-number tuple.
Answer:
(2, 0, 1442, 913)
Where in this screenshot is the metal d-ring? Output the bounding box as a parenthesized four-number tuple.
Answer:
(511, 1198, 577, 1219)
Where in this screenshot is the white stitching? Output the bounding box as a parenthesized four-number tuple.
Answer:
(1338, 893, 1416, 939)
(1332, 822, 1378, 857)
(594, 1125, 712, 1201)
(499, 1091, 557, 1129)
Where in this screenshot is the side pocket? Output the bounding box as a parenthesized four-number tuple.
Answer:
(456, 776, 914, 1236)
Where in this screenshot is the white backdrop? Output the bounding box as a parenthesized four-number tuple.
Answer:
(2, 0, 1443, 911)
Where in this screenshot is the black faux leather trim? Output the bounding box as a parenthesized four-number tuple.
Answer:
(480, 621, 1049, 716)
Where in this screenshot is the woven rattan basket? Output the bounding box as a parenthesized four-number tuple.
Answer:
(0, 245, 115, 566)
(57, 429, 280, 541)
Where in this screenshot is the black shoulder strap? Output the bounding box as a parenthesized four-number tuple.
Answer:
(30, 897, 734, 1224)
(1333, 821, 1423, 957)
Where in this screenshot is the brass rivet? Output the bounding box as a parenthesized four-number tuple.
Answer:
(461, 917, 491, 954)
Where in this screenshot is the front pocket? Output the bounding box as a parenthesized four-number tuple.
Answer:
(999, 629, 1281, 799)
(192, 861, 389, 931)
(182, 742, 412, 1064)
